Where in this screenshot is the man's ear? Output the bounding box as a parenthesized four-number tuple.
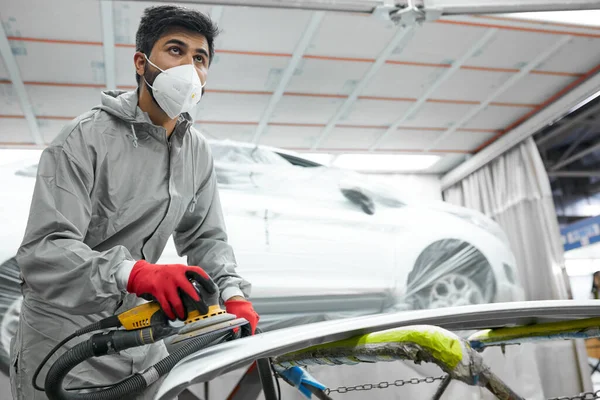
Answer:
(134, 52, 146, 79)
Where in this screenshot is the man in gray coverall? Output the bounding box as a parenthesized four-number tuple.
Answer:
(10, 5, 259, 399)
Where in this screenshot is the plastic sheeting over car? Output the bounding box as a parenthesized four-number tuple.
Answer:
(405, 239, 496, 309)
(205, 140, 518, 331)
(211, 140, 407, 212)
(0, 140, 522, 382)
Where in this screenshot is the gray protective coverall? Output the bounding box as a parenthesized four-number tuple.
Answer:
(10, 89, 251, 399)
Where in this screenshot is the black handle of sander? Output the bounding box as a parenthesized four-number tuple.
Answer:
(91, 325, 176, 356)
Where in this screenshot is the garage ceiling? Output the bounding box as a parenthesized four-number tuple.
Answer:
(534, 90, 600, 226)
(2, 0, 600, 173)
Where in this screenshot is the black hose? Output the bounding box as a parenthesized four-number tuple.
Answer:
(44, 339, 147, 400)
(34, 316, 122, 391)
(269, 359, 282, 400)
(44, 329, 230, 400)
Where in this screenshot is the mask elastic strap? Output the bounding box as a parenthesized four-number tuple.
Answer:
(144, 54, 165, 74)
(142, 54, 161, 92)
(143, 76, 156, 92)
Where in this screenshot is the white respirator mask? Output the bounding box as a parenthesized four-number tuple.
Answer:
(143, 54, 206, 119)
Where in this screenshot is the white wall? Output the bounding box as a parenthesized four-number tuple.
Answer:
(569, 274, 593, 300)
(564, 242, 600, 300)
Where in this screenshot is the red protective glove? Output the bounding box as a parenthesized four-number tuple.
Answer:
(225, 299, 260, 335)
(127, 260, 217, 321)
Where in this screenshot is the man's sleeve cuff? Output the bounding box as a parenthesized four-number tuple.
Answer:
(221, 287, 245, 302)
(116, 259, 136, 291)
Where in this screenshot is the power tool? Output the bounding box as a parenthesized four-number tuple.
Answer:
(33, 277, 250, 400)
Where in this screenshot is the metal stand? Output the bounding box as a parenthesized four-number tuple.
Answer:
(481, 369, 525, 400)
(432, 375, 452, 400)
(256, 358, 278, 400)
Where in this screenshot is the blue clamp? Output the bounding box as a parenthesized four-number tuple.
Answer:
(279, 366, 327, 399)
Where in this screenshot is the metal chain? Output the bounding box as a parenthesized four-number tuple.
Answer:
(324, 375, 446, 395)
(324, 375, 600, 400)
(547, 390, 600, 400)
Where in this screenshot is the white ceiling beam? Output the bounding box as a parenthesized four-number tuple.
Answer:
(100, 0, 117, 90)
(426, 35, 572, 152)
(0, 22, 43, 145)
(421, 0, 600, 14)
(369, 28, 497, 151)
(252, 11, 324, 144)
(112, 0, 600, 14)
(111, 0, 600, 18)
(310, 25, 415, 150)
(111, 0, 386, 13)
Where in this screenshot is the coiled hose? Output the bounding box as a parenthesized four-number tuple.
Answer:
(44, 329, 229, 400)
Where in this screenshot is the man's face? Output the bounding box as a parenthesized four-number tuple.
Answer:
(136, 28, 210, 90)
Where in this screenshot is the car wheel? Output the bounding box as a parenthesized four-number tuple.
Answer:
(406, 239, 496, 310)
(0, 257, 22, 376)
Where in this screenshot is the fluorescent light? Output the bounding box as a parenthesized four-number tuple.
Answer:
(504, 10, 600, 27)
(299, 153, 334, 166)
(333, 153, 441, 172)
(0, 149, 43, 167)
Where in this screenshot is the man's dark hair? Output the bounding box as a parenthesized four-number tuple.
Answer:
(135, 5, 219, 84)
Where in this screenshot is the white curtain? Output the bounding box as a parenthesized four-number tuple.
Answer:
(443, 137, 591, 397)
(443, 137, 570, 301)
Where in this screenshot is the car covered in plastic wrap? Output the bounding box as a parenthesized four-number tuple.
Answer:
(0, 139, 524, 375)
